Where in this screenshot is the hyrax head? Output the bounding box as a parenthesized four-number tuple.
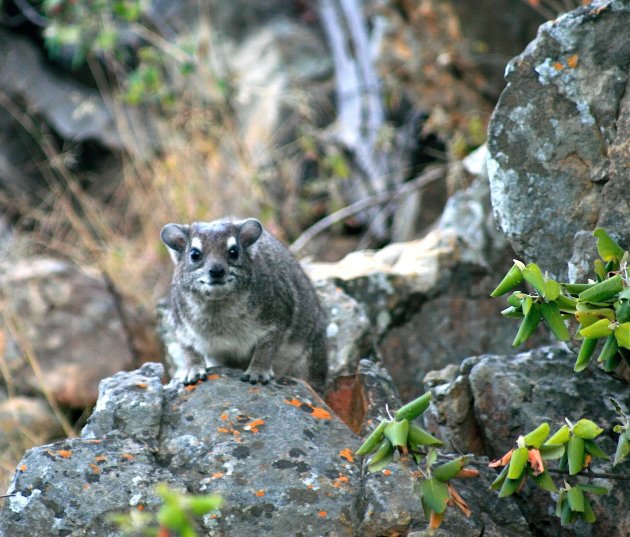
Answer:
(161, 218, 263, 300)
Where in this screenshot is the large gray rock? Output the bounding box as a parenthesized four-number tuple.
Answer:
(487, 0, 630, 280)
(425, 346, 630, 537)
(0, 361, 532, 536)
(0, 258, 158, 408)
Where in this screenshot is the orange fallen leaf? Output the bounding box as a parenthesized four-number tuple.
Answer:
(206, 374, 220, 381)
(56, 450, 72, 459)
(318, 510, 328, 518)
(94, 455, 107, 463)
(121, 453, 135, 461)
(429, 510, 444, 529)
(212, 472, 224, 479)
(382, 469, 392, 476)
(553, 61, 564, 71)
(527, 449, 545, 476)
(18, 464, 27, 472)
(255, 490, 265, 497)
(567, 54, 579, 68)
(455, 468, 479, 478)
(284, 398, 302, 407)
(448, 484, 472, 517)
(135, 382, 148, 389)
(489, 448, 514, 467)
(220, 413, 229, 421)
(137, 505, 145, 511)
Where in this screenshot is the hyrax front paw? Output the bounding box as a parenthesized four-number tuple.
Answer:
(241, 366, 274, 385)
(180, 366, 208, 385)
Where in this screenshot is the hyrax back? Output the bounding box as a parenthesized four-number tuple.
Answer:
(161, 217, 328, 390)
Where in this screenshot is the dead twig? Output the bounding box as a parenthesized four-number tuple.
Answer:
(289, 166, 445, 255)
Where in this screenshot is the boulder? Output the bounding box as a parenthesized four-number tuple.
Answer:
(0, 258, 159, 408)
(425, 346, 630, 537)
(0, 361, 531, 536)
(310, 174, 552, 401)
(487, 0, 630, 280)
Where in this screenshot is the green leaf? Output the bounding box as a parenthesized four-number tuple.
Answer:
(574, 338, 597, 372)
(356, 420, 389, 456)
(498, 474, 525, 498)
(567, 486, 585, 513)
(512, 302, 542, 347)
(490, 464, 509, 490)
(507, 447, 529, 480)
(584, 439, 609, 460)
(545, 425, 571, 446)
(614, 322, 630, 350)
(540, 301, 570, 341)
(522, 263, 547, 296)
(555, 489, 566, 518)
(579, 318, 614, 339)
(578, 484, 608, 495)
(395, 392, 431, 421)
(615, 300, 630, 323)
(384, 419, 409, 448)
(432, 457, 467, 482)
(598, 334, 620, 371)
(367, 439, 395, 473)
(613, 432, 630, 466)
(560, 494, 575, 526)
(532, 470, 557, 492)
(572, 419, 603, 440)
(491, 263, 524, 297)
(581, 497, 596, 524)
(578, 273, 623, 303)
(523, 423, 550, 449)
(540, 444, 565, 460)
(419, 478, 450, 514)
(544, 279, 561, 301)
(568, 436, 585, 475)
(408, 424, 443, 447)
(594, 228, 625, 263)
(594, 259, 607, 282)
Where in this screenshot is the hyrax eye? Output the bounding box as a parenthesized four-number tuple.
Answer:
(227, 245, 239, 260)
(190, 248, 202, 262)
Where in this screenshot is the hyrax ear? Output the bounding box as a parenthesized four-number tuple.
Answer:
(238, 218, 263, 248)
(160, 224, 190, 264)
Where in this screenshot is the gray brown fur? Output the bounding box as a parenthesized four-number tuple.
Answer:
(161, 217, 328, 390)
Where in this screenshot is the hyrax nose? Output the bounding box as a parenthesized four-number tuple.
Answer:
(209, 264, 226, 279)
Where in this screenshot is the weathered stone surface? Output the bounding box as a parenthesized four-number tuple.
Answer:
(0, 364, 362, 536)
(487, 0, 630, 279)
(0, 258, 158, 408)
(427, 346, 630, 537)
(314, 280, 373, 379)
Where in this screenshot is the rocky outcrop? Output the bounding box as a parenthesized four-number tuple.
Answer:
(0, 361, 534, 536)
(487, 0, 630, 280)
(308, 172, 552, 401)
(425, 346, 630, 537)
(0, 258, 159, 408)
